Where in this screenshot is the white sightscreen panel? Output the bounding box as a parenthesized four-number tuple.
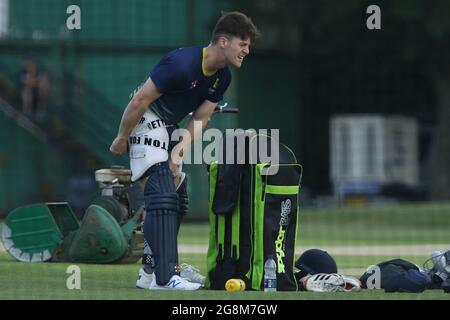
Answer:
(330, 115, 385, 181)
(384, 117, 419, 186)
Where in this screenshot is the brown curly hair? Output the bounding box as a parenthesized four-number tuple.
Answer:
(211, 11, 259, 44)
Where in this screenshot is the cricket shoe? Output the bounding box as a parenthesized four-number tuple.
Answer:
(136, 267, 153, 289)
(149, 274, 202, 290)
(301, 273, 362, 293)
(180, 263, 206, 286)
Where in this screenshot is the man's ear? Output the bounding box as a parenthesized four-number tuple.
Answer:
(218, 36, 229, 49)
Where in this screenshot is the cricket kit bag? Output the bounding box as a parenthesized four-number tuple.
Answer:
(205, 132, 302, 291)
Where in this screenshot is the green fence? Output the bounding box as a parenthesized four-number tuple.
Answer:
(1, 0, 225, 216)
(0, 0, 302, 219)
(0, 108, 73, 215)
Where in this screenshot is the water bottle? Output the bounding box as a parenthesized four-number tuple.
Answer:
(264, 255, 277, 292)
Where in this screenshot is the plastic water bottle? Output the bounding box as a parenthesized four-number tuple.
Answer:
(264, 255, 277, 292)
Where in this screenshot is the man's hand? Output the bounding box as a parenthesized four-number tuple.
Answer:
(110, 78, 162, 156)
(168, 158, 178, 176)
(168, 157, 183, 188)
(110, 136, 129, 155)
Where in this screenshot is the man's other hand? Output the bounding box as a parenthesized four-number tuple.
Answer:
(110, 136, 128, 155)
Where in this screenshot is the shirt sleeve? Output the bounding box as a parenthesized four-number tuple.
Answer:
(207, 67, 232, 103)
(150, 54, 187, 93)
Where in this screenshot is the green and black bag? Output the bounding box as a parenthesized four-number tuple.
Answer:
(205, 133, 302, 291)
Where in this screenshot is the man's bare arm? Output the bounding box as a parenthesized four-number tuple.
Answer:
(189, 99, 217, 141)
(110, 78, 162, 155)
(171, 100, 217, 163)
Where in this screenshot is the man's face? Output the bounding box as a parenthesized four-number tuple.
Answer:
(222, 36, 251, 68)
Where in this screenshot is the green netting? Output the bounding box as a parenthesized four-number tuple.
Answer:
(1, 0, 450, 301)
(0, 0, 233, 217)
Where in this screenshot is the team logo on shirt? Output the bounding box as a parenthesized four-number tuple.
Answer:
(190, 80, 198, 89)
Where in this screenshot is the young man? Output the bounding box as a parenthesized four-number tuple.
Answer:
(110, 11, 259, 290)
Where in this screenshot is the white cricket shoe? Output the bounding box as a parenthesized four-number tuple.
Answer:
(301, 273, 361, 293)
(149, 274, 202, 290)
(180, 263, 206, 286)
(136, 268, 153, 289)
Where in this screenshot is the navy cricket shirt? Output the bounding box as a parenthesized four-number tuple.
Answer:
(131, 46, 232, 125)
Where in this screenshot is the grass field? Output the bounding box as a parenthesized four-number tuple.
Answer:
(1, 203, 450, 300)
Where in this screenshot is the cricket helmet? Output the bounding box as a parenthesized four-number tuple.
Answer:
(295, 249, 338, 279)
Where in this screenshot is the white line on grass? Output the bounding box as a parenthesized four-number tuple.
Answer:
(1, 241, 448, 256)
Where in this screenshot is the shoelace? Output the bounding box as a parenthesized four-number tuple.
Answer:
(327, 274, 347, 292)
(311, 274, 346, 292)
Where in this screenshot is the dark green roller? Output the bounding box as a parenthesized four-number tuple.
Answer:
(63, 205, 128, 263)
(1, 202, 144, 264)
